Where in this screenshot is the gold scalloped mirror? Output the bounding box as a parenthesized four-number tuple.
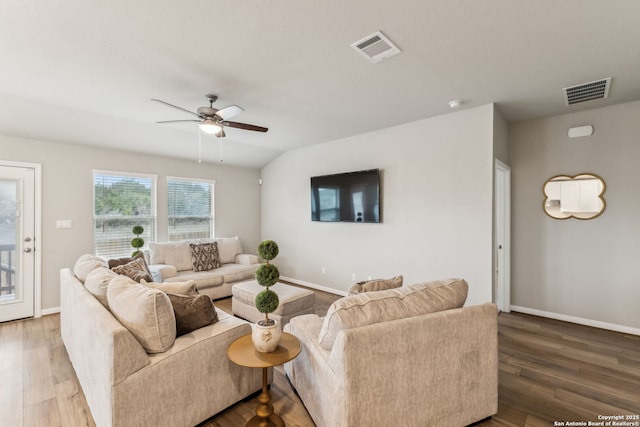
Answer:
(543, 173, 606, 220)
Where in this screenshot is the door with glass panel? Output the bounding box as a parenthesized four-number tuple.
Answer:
(0, 165, 35, 322)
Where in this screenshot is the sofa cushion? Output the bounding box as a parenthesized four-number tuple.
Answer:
(107, 276, 176, 353)
(348, 275, 403, 295)
(215, 236, 243, 264)
(149, 241, 192, 271)
(140, 279, 199, 296)
(83, 266, 121, 308)
(189, 242, 221, 272)
(166, 293, 218, 336)
(111, 257, 153, 283)
(318, 278, 468, 351)
(73, 254, 107, 282)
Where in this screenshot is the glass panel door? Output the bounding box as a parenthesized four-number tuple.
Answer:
(0, 180, 19, 302)
(0, 166, 35, 322)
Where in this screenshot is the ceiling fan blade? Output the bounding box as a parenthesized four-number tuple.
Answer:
(215, 105, 244, 120)
(222, 121, 268, 133)
(151, 98, 202, 119)
(156, 119, 201, 124)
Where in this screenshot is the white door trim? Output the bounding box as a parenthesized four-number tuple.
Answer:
(495, 159, 511, 312)
(0, 160, 42, 318)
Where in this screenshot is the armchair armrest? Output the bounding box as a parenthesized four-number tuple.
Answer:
(235, 254, 259, 265)
(148, 264, 177, 282)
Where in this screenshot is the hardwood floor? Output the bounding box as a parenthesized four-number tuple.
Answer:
(1, 288, 639, 426)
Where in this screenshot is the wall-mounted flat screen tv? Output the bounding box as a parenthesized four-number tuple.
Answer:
(310, 169, 381, 223)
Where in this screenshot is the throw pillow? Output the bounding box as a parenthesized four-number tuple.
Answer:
(84, 266, 120, 308)
(166, 293, 218, 336)
(189, 242, 221, 272)
(140, 279, 199, 296)
(73, 254, 108, 283)
(318, 278, 468, 351)
(348, 275, 403, 295)
(108, 252, 152, 277)
(107, 278, 176, 353)
(111, 257, 153, 283)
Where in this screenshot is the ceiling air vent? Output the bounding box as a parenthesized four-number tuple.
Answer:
(563, 78, 611, 106)
(351, 31, 401, 63)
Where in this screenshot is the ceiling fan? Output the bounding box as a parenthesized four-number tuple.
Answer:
(151, 94, 268, 138)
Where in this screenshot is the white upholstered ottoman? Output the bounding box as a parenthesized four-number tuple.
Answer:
(232, 280, 315, 325)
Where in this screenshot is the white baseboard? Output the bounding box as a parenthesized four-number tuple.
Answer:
(41, 306, 61, 316)
(510, 305, 640, 336)
(280, 276, 348, 297)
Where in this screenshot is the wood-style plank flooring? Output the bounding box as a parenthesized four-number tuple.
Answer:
(1, 287, 639, 426)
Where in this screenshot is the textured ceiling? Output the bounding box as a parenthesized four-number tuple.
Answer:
(1, 0, 639, 168)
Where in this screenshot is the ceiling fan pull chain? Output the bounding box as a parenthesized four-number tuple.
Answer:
(198, 129, 202, 163)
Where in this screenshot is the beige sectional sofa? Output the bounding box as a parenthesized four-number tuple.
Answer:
(284, 278, 498, 427)
(146, 236, 260, 300)
(60, 255, 265, 427)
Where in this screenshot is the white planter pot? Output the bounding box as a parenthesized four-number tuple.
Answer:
(251, 319, 282, 353)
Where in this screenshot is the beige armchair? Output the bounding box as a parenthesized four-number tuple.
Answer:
(284, 279, 498, 427)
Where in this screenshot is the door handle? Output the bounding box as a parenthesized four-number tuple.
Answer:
(24, 237, 32, 242)
(24, 247, 32, 253)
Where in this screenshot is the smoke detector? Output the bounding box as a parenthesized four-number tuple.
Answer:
(351, 31, 401, 63)
(563, 78, 611, 106)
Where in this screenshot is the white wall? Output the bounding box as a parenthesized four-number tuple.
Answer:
(0, 135, 262, 311)
(261, 104, 496, 306)
(511, 100, 640, 331)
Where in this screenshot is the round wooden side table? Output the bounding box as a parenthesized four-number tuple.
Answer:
(227, 332, 301, 427)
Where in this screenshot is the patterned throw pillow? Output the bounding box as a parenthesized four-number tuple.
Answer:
(108, 252, 152, 277)
(189, 242, 221, 272)
(111, 257, 153, 283)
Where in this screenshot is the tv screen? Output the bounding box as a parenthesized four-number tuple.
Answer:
(310, 169, 381, 223)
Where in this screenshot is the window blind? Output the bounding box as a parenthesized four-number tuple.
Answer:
(93, 171, 156, 258)
(167, 177, 214, 242)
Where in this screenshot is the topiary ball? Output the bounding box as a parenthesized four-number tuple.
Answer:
(255, 289, 279, 314)
(132, 225, 144, 236)
(257, 240, 279, 261)
(255, 263, 279, 287)
(131, 237, 145, 249)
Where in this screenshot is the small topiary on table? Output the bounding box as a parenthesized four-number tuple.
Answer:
(255, 240, 280, 326)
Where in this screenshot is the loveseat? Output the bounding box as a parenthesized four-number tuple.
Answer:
(284, 278, 498, 427)
(60, 255, 265, 427)
(146, 236, 260, 300)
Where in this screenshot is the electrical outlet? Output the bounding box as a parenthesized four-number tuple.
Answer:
(352, 273, 356, 281)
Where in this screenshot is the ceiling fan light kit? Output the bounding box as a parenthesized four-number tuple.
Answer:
(199, 119, 222, 134)
(152, 94, 268, 139)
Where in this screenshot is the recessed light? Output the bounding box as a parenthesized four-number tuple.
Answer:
(449, 100, 463, 109)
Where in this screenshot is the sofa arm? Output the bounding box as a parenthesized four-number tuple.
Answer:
(148, 264, 178, 282)
(235, 254, 259, 265)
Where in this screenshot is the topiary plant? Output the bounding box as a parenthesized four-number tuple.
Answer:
(255, 240, 280, 325)
(131, 225, 145, 257)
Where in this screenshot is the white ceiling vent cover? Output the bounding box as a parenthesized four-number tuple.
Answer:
(563, 78, 611, 106)
(351, 31, 401, 63)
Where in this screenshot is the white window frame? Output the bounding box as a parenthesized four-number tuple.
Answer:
(93, 170, 157, 258)
(167, 176, 215, 242)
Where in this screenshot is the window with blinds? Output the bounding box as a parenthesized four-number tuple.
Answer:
(93, 171, 157, 258)
(167, 177, 214, 242)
